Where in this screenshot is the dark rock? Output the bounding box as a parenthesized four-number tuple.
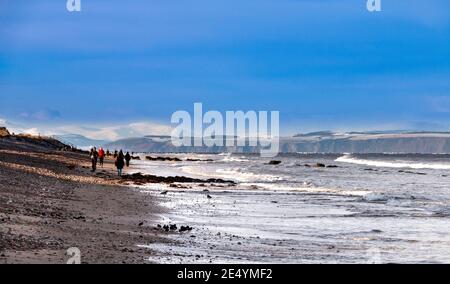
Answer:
(186, 158, 214, 162)
(146, 156, 182, 162)
(399, 170, 427, 175)
(66, 164, 76, 170)
(314, 163, 326, 168)
(268, 160, 282, 165)
(179, 225, 193, 233)
(207, 195, 212, 199)
(326, 165, 338, 168)
(160, 190, 168, 195)
(121, 172, 236, 185)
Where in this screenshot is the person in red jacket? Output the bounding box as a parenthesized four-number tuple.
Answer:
(98, 147, 105, 167)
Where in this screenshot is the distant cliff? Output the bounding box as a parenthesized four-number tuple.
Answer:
(280, 134, 450, 154)
(102, 132, 450, 154)
(0, 128, 74, 152)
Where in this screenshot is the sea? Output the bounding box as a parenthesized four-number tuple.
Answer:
(129, 152, 450, 264)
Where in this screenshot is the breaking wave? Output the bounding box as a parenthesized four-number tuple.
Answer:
(215, 168, 283, 182)
(336, 155, 450, 170)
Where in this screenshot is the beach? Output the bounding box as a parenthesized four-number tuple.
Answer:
(0, 136, 167, 264)
(2, 133, 450, 264)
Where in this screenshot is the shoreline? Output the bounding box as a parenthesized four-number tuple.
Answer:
(0, 138, 168, 264)
(3, 135, 450, 264)
(130, 152, 450, 264)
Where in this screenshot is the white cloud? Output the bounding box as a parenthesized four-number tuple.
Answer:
(54, 121, 173, 141)
(0, 118, 173, 141)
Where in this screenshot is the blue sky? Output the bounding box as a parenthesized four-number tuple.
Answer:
(1, 0, 450, 137)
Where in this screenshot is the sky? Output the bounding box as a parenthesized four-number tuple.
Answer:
(0, 0, 450, 139)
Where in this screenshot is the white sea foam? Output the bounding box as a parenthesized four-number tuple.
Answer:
(336, 155, 450, 170)
(240, 182, 369, 196)
(221, 156, 250, 162)
(215, 168, 282, 182)
(363, 192, 390, 202)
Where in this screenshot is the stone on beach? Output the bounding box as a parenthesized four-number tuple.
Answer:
(186, 158, 214, 162)
(145, 156, 182, 162)
(179, 226, 193, 233)
(121, 172, 236, 186)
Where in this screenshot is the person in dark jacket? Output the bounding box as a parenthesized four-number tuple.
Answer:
(115, 150, 125, 176)
(125, 152, 131, 167)
(90, 147, 99, 172)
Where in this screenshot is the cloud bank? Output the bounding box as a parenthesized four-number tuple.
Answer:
(0, 118, 173, 141)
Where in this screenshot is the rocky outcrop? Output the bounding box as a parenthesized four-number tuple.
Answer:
(121, 172, 236, 185)
(0, 127, 10, 137)
(145, 156, 182, 162)
(0, 132, 77, 152)
(186, 158, 214, 162)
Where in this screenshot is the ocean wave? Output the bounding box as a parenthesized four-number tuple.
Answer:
(179, 165, 279, 182)
(335, 155, 450, 170)
(215, 168, 282, 182)
(240, 182, 369, 196)
(362, 193, 390, 202)
(221, 156, 250, 163)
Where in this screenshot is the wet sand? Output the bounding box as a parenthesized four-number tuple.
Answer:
(0, 137, 168, 264)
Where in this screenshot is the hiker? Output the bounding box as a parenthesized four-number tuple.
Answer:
(125, 152, 131, 167)
(98, 147, 105, 167)
(115, 150, 125, 176)
(106, 149, 110, 157)
(90, 147, 98, 172)
(113, 150, 118, 159)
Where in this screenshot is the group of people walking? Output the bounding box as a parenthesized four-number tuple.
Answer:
(89, 147, 132, 176)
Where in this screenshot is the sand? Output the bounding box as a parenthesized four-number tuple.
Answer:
(0, 137, 168, 264)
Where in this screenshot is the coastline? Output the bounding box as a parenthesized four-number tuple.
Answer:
(0, 137, 168, 264)
(131, 152, 450, 264)
(3, 134, 450, 264)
